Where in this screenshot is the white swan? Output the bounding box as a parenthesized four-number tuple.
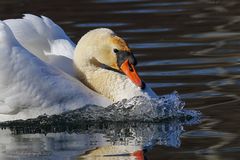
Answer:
(0, 21, 110, 121)
(0, 15, 157, 121)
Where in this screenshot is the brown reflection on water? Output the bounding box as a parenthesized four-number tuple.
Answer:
(0, 0, 240, 159)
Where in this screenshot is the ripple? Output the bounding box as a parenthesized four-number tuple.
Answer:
(180, 91, 225, 99)
(75, 22, 128, 28)
(95, 0, 145, 3)
(183, 130, 232, 138)
(120, 28, 172, 33)
(137, 1, 193, 7)
(139, 67, 228, 76)
(111, 9, 183, 14)
(183, 32, 240, 39)
(148, 82, 185, 88)
(138, 57, 240, 67)
(130, 42, 208, 49)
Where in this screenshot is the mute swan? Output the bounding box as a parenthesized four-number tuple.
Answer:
(4, 14, 157, 102)
(0, 15, 157, 121)
(0, 21, 110, 121)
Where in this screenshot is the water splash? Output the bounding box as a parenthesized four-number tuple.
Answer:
(0, 92, 201, 130)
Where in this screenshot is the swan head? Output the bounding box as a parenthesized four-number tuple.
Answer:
(74, 28, 144, 89)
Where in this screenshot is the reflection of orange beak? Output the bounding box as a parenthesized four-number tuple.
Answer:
(132, 150, 144, 160)
(120, 59, 143, 88)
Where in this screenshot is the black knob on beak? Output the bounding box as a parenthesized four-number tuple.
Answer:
(117, 51, 137, 68)
(129, 54, 137, 66)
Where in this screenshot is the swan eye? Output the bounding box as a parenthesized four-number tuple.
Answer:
(113, 49, 119, 53)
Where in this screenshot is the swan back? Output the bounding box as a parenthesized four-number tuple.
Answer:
(0, 21, 110, 121)
(4, 14, 75, 59)
(0, 22, 18, 46)
(4, 14, 76, 75)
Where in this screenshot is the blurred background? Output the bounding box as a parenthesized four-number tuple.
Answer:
(0, 0, 240, 159)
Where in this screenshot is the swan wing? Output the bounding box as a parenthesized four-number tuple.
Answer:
(4, 14, 76, 75)
(0, 21, 111, 121)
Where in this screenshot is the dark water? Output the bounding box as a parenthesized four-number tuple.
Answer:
(0, 0, 240, 159)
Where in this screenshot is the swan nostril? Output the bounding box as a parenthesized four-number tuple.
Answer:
(129, 62, 134, 72)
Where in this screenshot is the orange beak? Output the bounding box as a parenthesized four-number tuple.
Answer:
(120, 59, 143, 88)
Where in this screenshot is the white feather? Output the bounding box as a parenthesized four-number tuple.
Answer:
(4, 14, 76, 75)
(0, 21, 111, 121)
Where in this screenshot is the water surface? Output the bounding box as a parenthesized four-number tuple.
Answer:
(0, 0, 240, 159)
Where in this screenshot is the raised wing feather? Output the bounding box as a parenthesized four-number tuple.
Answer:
(4, 14, 76, 75)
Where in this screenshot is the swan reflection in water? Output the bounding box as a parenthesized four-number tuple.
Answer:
(0, 117, 199, 160)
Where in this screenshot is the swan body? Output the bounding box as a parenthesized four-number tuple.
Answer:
(0, 21, 110, 121)
(0, 14, 157, 121)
